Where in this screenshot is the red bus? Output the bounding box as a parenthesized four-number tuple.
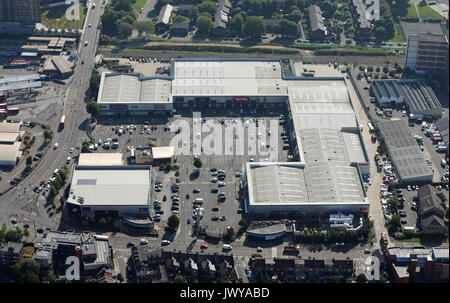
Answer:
(59, 115, 66, 128)
(0, 109, 8, 116)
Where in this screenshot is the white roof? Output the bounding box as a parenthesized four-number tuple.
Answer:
(0, 142, 21, 163)
(78, 153, 124, 166)
(0, 122, 21, 133)
(0, 132, 20, 143)
(152, 146, 174, 159)
(67, 166, 151, 206)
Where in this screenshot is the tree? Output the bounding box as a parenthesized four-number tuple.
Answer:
(6, 227, 23, 242)
(243, 16, 266, 39)
(10, 259, 40, 283)
(154, 0, 170, 13)
(389, 70, 395, 78)
(174, 274, 186, 283)
(49, 185, 58, 198)
(117, 21, 133, 38)
(47, 270, 57, 283)
(135, 21, 154, 36)
(367, 66, 374, 72)
(374, 26, 387, 40)
(188, 6, 199, 21)
(167, 214, 180, 232)
(231, 13, 244, 34)
(383, 66, 389, 74)
(356, 273, 368, 283)
(44, 130, 52, 141)
(193, 157, 202, 168)
(0, 224, 6, 242)
(26, 156, 32, 166)
(86, 99, 99, 116)
(287, 9, 302, 23)
(197, 1, 217, 16)
(376, 66, 381, 72)
(196, 15, 213, 35)
(273, 19, 298, 37)
(389, 214, 401, 228)
(395, 65, 403, 74)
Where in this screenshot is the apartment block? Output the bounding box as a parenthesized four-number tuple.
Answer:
(0, 0, 41, 23)
(405, 34, 449, 75)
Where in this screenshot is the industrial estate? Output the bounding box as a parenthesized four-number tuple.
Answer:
(0, 0, 448, 286)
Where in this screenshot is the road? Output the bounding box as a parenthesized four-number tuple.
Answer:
(0, 0, 105, 233)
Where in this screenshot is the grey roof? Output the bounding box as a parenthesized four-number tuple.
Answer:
(173, 22, 189, 30)
(98, 73, 172, 104)
(51, 56, 73, 74)
(247, 222, 287, 236)
(0, 81, 42, 92)
(417, 184, 445, 229)
(377, 119, 433, 182)
(67, 165, 151, 207)
(0, 73, 40, 85)
(308, 5, 326, 33)
(156, 4, 173, 25)
(0, 242, 23, 254)
(435, 118, 449, 144)
(400, 21, 444, 39)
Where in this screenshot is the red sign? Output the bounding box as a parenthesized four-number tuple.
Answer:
(233, 96, 250, 102)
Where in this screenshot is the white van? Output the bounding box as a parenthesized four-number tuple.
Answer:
(421, 121, 427, 131)
(222, 244, 232, 251)
(53, 169, 59, 176)
(442, 159, 447, 167)
(140, 239, 148, 245)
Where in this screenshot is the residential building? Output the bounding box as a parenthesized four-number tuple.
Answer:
(387, 247, 449, 283)
(0, 0, 40, 23)
(350, 0, 371, 39)
(405, 34, 449, 75)
(213, 0, 231, 36)
(251, 257, 354, 282)
(0, 241, 24, 267)
(417, 184, 446, 235)
(156, 4, 173, 33)
(308, 5, 326, 40)
(172, 22, 189, 35)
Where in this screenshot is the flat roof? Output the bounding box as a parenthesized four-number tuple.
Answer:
(0, 123, 21, 133)
(98, 73, 172, 104)
(247, 162, 365, 206)
(0, 132, 20, 143)
(0, 81, 42, 92)
(78, 153, 124, 166)
(0, 74, 40, 85)
(0, 142, 21, 162)
(378, 119, 433, 181)
(152, 146, 174, 159)
(51, 56, 73, 74)
(67, 166, 151, 207)
(171, 60, 283, 96)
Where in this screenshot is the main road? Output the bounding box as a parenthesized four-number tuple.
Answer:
(0, 0, 105, 232)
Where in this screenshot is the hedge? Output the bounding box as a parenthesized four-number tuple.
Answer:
(141, 45, 298, 55)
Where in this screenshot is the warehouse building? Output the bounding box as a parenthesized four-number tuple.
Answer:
(97, 72, 172, 115)
(377, 119, 433, 183)
(97, 59, 370, 216)
(308, 5, 326, 40)
(0, 122, 23, 166)
(78, 153, 124, 166)
(66, 165, 153, 219)
(371, 80, 443, 119)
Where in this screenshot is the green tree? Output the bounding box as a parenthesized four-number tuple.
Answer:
(356, 273, 368, 283)
(10, 259, 41, 283)
(197, 1, 217, 16)
(193, 157, 202, 168)
(23, 229, 30, 237)
(0, 224, 6, 242)
(389, 214, 401, 228)
(174, 274, 186, 283)
(383, 66, 389, 74)
(395, 66, 403, 74)
(243, 16, 266, 39)
(167, 214, 180, 232)
(117, 21, 133, 38)
(6, 227, 23, 242)
(374, 26, 387, 40)
(376, 66, 381, 72)
(49, 185, 58, 198)
(367, 66, 374, 72)
(231, 13, 244, 34)
(26, 156, 32, 166)
(273, 19, 298, 37)
(359, 66, 365, 71)
(44, 130, 52, 141)
(86, 100, 99, 116)
(188, 6, 199, 20)
(47, 270, 57, 283)
(196, 15, 213, 35)
(135, 21, 154, 36)
(287, 9, 302, 23)
(389, 70, 395, 78)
